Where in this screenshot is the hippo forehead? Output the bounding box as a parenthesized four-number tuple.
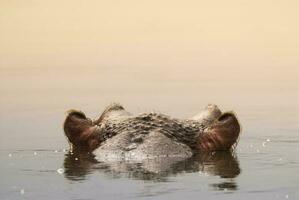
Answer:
(94, 111, 210, 160)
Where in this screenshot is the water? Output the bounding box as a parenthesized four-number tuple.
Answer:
(0, 65, 298, 200)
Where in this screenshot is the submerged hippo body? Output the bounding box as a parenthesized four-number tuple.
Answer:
(64, 104, 240, 161)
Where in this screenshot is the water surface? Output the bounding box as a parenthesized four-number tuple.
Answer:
(0, 66, 298, 200)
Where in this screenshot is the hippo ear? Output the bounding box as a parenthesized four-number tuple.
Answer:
(63, 109, 93, 151)
(197, 112, 240, 152)
(66, 109, 87, 119)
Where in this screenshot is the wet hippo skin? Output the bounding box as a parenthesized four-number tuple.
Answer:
(63, 103, 240, 160)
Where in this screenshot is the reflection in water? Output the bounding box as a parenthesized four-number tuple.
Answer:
(63, 152, 99, 181)
(63, 151, 241, 190)
(211, 181, 238, 191)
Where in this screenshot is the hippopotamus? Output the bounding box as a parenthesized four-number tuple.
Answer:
(63, 103, 240, 161)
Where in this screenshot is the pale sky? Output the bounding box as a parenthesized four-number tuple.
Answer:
(1, 0, 298, 70)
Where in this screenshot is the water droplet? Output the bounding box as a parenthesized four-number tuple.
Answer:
(33, 152, 37, 156)
(266, 139, 270, 142)
(75, 157, 78, 161)
(8, 153, 12, 157)
(256, 149, 260, 153)
(54, 150, 58, 153)
(262, 142, 266, 147)
(285, 194, 289, 199)
(20, 189, 25, 195)
(57, 168, 64, 174)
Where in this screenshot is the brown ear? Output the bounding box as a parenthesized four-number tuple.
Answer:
(78, 126, 100, 152)
(86, 127, 101, 151)
(64, 110, 97, 152)
(198, 113, 240, 151)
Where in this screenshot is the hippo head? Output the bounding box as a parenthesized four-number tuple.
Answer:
(63, 104, 240, 153)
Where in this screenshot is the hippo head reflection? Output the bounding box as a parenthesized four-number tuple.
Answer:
(63, 151, 241, 190)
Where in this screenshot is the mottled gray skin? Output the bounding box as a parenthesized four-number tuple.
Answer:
(93, 104, 222, 161)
